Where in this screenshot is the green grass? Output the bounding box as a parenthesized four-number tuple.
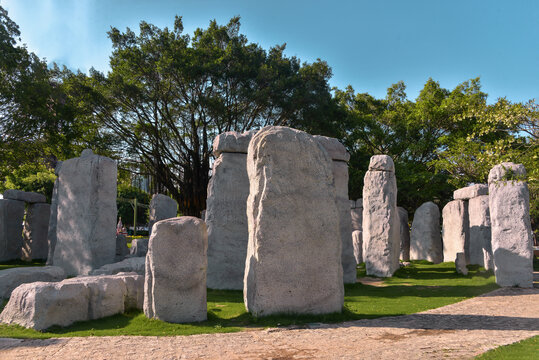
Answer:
(0, 259, 46, 271)
(0, 261, 499, 338)
(476, 335, 538, 359)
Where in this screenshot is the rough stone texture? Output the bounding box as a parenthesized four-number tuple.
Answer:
(46, 161, 62, 265)
(410, 202, 443, 263)
(148, 194, 177, 234)
(455, 252, 468, 275)
(206, 152, 250, 290)
(312, 135, 350, 162)
(352, 230, 363, 264)
(0, 199, 25, 262)
(398, 207, 410, 261)
(468, 195, 493, 269)
(0, 273, 143, 330)
(115, 234, 129, 262)
(488, 162, 533, 288)
(0, 266, 65, 299)
(442, 200, 469, 263)
(90, 257, 145, 276)
(3, 189, 46, 204)
(212, 130, 256, 157)
(350, 199, 362, 231)
(453, 184, 488, 200)
(362, 155, 400, 277)
(129, 238, 148, 257)
(52, 150, 117, 276)
(144, 217, 207, 323)
(244, 126, 343, 317)
(22, 203, 50, 261)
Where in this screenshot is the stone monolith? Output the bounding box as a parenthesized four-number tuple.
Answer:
(442, 200, 469, 263)
(398, 207, 410, 261)
(22, 203, 51, 261)
(0, 199, 25, 261)
(46, 161, 62, 265)
(468, 195, 493, 269)
(144, 217, 207, 323)
(488, 162, 533, 287)
(244, 126, 343, 316)
(410, 201, 443, 263)
(362, 155, 400, 277)
(148, 194, 177, 233)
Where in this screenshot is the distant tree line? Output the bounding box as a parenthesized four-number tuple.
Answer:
(0, 6, 536, 233)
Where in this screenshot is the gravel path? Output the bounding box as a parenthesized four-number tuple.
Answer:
(0, 286, 537, 360)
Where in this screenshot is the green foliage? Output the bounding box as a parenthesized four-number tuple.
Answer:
(475, 335, 538, 359)
(0, 261, 497, 338)
(117, 184, 150, 226)
(0, 163, 55, 201)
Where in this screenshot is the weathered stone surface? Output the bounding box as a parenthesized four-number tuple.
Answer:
(244, 126, 343, 316)
(410, 202, 443, 263)
(488, 162, 533, 287)
(455, 252, 468, 275)
(0, 199, 25, 262)
(90, 257, 145, 276)
(206, 152, 249, 290)
(130, 238, 149, 257)
(22, 203, 50, 261)
(313, 135, 350, 162)
(144, 217, 207, 323)
(350, 199, 362, 231)
(442, 200, 469, 263)
(3, 189, 46, 203)
(468, 195, 492, 269)
(352, 230, 363, 264)
(453, 184, 488, 200)
(52, 150, 117, 276)
(349, 200, 356, 209)
(46, 161, 62, 266)
(0, 266, 65, 299)
(0, 273, 143, 330)
(363, 155, 400, 277)
(115, 234, 129, 262)
(398, 207, 410, 261)
(212, 130, 256, 157)
(148, 194, 177, 234)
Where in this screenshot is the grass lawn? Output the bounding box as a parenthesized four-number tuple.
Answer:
(0, 260, 499, 338)
(475, 335, 538, 359)
(0, 259, 46, 271)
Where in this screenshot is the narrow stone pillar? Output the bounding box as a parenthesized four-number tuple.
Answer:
(0, 199, 25, 261)
(488, 162, 533, 287)
(206, 130, 254, 290)
(46, 161, 62, 265)
(468, 195, 493, 269)
(244, 126, 343, 316)
(148, 194, 177, 234)
(362, 155, 400, 277)
(398, 207, 410, 261)
(410, 201, 442, 263)
(22, 203, 51, 261)
(351, 199, 363, 264)
(442, 200, 469, 263)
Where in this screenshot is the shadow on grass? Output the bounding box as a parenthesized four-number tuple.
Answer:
(0, 259, 46, 271)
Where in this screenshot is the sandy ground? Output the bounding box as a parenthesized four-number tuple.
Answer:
(0, 285, 537, 360)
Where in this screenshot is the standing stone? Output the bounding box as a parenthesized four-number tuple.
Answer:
(468, 195, 493, 269)
(455, 252, 468, 275)
(53, 150, 117, 276)
(144, 217, 207, 323)
(351, 199, 363, 264)
(148, 194, 177, 234)
(130, 238, 149, 257)
(352, 230, 363, 265)
(0, 199, 25, 261)
(410, 202, 443, 263)
(244, 126, 343, 316)
(398, 207, 410, 261)
(362, 155, 400, 277)
(442, 200, 469, 263)
(314, 135, 356, 284)
(22, 203, 51, 261)
(46, 161, 62, 265)
(350, 199, 362, 231)
(488, 162, 533, 287)
(115, 234, 129, 262)
(206, 130, 254, 290)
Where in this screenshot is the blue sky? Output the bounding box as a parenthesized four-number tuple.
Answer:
(2, 0, 538, 103)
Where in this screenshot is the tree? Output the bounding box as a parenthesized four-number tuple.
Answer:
(70, 16, 339, 215)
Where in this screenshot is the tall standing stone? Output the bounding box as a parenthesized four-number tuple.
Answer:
(398, 207, 410, 261)
(148, 194, 177, 234)
(468, 195, 493, 269)
(244, 126, 343, 316)
(410, 202, 442, 263)
(46, 161, 62, 265)
(144, 217, 207, 323)
(52, 150, 117, 276)
(314, 135, 356, 284)
(22, 203, 51, 261)
(0, 199, 25, 261)
(442, 200, 469, 263)
(488, 162, 533, 287)
(362, 155, 400, 277)
(206, 130, 254, 290)
(351, 199, 363, 264)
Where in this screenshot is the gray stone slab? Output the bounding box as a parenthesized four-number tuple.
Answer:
(468, 195, 492, 269)
(0, 199, 25, 262)
(398, 207, 410, 261)
(3, 190, 46, 204)
(453, 184, 488, 200)
(0, 266, 65, 299)
(442, 200, 469, 263)
(410, 202, 442, 263)
(212, 130, 256, 157)
(148, 194, 177, 234)
(22, 203, 50, 261)
(129, 238, 148, 257)
(313, 135, 350, 162)
(90, 257, 145, 276)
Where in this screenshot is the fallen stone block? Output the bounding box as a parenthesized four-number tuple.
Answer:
(0, 266, 65, 299)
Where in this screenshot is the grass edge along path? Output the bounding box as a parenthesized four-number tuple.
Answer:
(475, 335, 538, 359)
(0, 260, 499, 338)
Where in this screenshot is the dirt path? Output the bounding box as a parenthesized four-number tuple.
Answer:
(0, 286, 537, 360)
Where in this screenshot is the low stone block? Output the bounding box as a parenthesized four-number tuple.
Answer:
(455, 252, 468, 275)
(453, 184, 488, 200)
(0, 266, 65, 299)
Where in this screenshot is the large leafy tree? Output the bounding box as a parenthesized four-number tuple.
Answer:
(71, 16, 339, 215)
